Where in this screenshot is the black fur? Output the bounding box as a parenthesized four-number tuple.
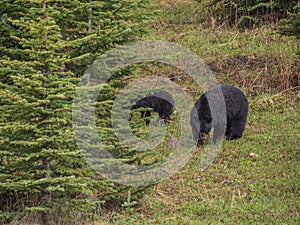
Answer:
(191, 84, 248, 145)
(131, 91, 174, 125)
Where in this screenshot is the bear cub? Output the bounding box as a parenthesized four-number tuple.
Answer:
(131, 90, 174, 125)
(191, 84, 248, 145)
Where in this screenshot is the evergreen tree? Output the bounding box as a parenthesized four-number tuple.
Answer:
(278, 11, 300, 39)
(196, 0, 299, 27)
(0, 0, 153, 223)
(0, 2, 96, 223)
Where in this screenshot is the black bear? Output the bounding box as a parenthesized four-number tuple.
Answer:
(191, 84, 248, 145)
(131, 90, 174, 125)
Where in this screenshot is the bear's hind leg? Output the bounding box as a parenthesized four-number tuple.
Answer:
(228, 119, 246, 140)
(225, 122, 232, 138)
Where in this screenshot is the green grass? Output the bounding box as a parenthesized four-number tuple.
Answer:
(147, 0, 297, 59)
(145, 0, 298, 94)
(94, 0, 299, 224)
(105, 96, 299, 224)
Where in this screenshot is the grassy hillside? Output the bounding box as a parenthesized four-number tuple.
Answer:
(94, 0, 299, 224)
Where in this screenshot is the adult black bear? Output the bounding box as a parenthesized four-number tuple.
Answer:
(131, 90, 174, 125)
(191, 84, 248, 145)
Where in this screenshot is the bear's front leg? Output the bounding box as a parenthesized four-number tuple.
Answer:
(212, 124, 226, 143)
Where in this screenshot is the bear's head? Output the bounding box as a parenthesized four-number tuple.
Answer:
(197, 94, 213, 141)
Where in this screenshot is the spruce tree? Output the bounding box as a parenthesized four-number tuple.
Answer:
(0, 0, 153, 223)
(0, 2, 97, 223)
(279, 12, 300, 39)
(196, 0, 299, 27)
